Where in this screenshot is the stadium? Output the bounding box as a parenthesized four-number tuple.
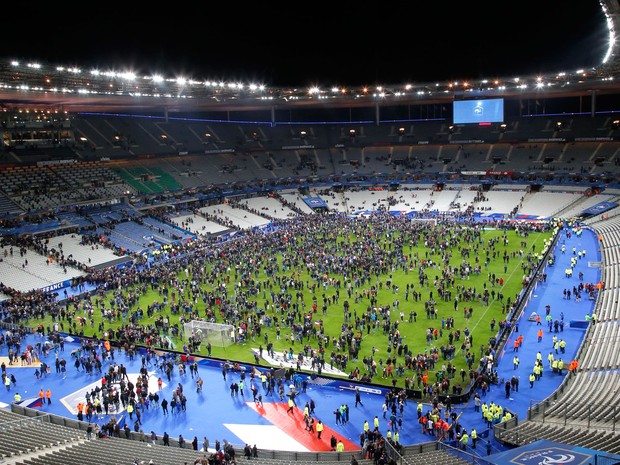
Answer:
(1, 3, 620, 465)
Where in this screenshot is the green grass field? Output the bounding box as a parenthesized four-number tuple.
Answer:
(36, 219, 554, 393)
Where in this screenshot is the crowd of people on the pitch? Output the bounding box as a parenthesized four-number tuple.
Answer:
(0, 213, 574, 422)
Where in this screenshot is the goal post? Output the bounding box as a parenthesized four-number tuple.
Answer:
(184, 320, 236, 348)
(410, 217, 437, 226)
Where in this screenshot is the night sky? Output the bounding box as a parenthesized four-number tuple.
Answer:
(5, 1, 609, 87)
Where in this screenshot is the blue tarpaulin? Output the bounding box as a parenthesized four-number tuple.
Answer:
(487, 439, 620, 465)
(303, 197, 327, 208)
(581, 201, 618, 216)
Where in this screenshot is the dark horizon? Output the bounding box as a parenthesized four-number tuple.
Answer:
(3, 1, 608, 88)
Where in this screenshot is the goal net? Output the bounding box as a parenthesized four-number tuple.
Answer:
(411, 217, 438, 226)
(184, 320, 236, 348)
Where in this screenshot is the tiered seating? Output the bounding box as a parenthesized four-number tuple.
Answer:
(0, 245, 85, 292)
(14, 435, 207, 465)
(560, 142, 601, 171)
(426, 189, 459, 213)
(0, 405, 477, 465)
(94, 227, 146, 253)
(488, 144, 511, 168)
(558, 193, 616, 219)
(320, 191, 348, 213)
(513, 215, 620, 446)
(239, 196, 298, 220)
(96, 221, 168, 253)
(0, 165, 54, 196)
(517, 191, 583, 219)
(332, 147, 361, 176)
(3, 405, 217, 465)
(267, 151, 299, 178)
(141, 217, 194, 241)
(156, 119, 212, 154)
(46, 233, 123, 267)
(313, 150, 334, 174)
(0, 161, 137, 210)
(345, 189, 390, 214)
(434, 145, 460, 169)
(70, 116, 130, 155)
(497, 422, 620, 454)
(402, 448, 471, 465)
(455, 144, 492, 172)
(56, 212, 95, 229)
(388, 186, 435, 214)
(256, 442, 463, 465)
(0, 409, 84, 458)
(250, 459, 375, 465)
(451, 187, 478, 213)
(230, 154, 278, 181)
(11, 146, 78, 162)
(144, 156, 206, 189)
(579, 325, 616, 370)
(399, 121, 445, 143)
(168, 213, 230, 236)
(570, 116, 614, 139)
(362, 146, 394, 173)
(0, 190, 25, 215)
(389, 146, 424, 171)
(88, 210, 125, 225)
(199, 203, 270, 229)
(482, 188, 524, 215)
(111, 166, 168, 194)
(279, 190, 316, 215)
(51, 161, 124, 188)
(589, 141, 620, 175)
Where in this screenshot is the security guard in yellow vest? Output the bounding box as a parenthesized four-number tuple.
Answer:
(470, 428, 477, 448)
(459, 430, 469, 450)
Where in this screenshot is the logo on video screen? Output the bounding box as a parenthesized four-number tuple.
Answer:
(473, 103, 484, 117)
(513, 447, 590, 465)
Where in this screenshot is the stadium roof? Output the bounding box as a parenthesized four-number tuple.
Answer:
(1, 1, 620, 114)
(3, 59, 620, 115)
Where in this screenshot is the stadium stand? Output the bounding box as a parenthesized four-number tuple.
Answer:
(5, 8, 620, 460)
(494, 213, 620, 453)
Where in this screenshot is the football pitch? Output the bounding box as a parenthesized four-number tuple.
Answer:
(36, 215, 555, 393)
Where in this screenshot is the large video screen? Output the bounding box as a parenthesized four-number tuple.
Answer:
(453, 98, 504, 124)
